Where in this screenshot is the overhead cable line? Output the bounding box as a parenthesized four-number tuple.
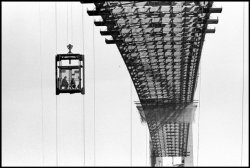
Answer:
(39, 3, 45, 166)
(71, 2, 73, 45)
(93, 17, 96, 166)
(196, 66, 201, 166)
(54, 2, 59, 166)
(81, 4, 86, 166)
(240, 2, 245, 166)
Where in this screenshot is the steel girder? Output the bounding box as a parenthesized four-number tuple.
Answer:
(86, 1, 221, 158)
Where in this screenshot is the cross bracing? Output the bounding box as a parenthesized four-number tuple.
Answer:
(85, 1, 221, 160)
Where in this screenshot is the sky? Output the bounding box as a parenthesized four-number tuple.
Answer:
(2, 2, 249, 166)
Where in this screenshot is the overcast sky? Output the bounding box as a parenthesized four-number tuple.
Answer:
(2, 2, 249, 166)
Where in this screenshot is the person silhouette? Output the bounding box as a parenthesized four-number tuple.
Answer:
(61, 76, 68, 89)
(70, 78, 76, 89)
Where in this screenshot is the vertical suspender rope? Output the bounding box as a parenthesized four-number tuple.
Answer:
(54, 2, 59, 166)
(71, 2, 73, 45)
(196, 5, 204, 166)
(39, 3, 45, 166)
(67, 2, 69, 45)
(55, 2, 58, 166)
(130, 79, 132, 166)
(145, 127, 147, 166)
(81, 4, 86, 166)
(196, 66, 201, 166)
(240, 2, 245, 166)
(93, 18, 96, 166)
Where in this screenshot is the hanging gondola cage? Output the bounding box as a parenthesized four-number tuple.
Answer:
(55, 44, 85, 95)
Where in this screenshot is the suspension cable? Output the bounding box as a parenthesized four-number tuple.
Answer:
(196, 64, 202, 166)
(195, 5, 204, 166)
(93, 17, 96, 166)
(54, 2, 59, 166)
(67, 2, 69, 45)
(130, 80, 133, 166)
(71, 2, 73, 45)
(81, 4, 86, 166)
(146, 127, 147, 166)
(240, 2, 245, 166)
(39, 3, 45, 166)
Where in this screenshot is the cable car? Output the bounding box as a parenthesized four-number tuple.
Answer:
(55, 44, 85, 95)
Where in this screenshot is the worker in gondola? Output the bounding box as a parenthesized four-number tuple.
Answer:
(70, 78, 76, 89)
(77, 76, 81, 89)
(61, 76, 68, 89)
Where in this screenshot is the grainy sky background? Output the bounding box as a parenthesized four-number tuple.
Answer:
(2, 2, 249, 166)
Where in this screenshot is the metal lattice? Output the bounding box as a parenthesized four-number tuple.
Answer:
(85, 1, 221, 159)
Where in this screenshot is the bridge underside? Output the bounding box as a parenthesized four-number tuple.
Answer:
(85, 1, 221, 165)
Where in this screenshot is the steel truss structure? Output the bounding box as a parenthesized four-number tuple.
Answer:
(85, 1, 221, 164)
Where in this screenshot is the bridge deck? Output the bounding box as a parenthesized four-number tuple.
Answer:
(85, 1, 221, 159)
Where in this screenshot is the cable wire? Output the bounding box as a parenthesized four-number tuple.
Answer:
(146, 127, 147, 166)
(240, 2, 245, 166)
(71, 2, 73, 45)
(196, 65, 202, 166)
(67, 2, 69, 45)
(54, 2, 59, 166)
(130, 80, 133, 166)
(93, 18, 96, 166)
(81, 4, 86, 166)
(39, 3, 45, 166)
